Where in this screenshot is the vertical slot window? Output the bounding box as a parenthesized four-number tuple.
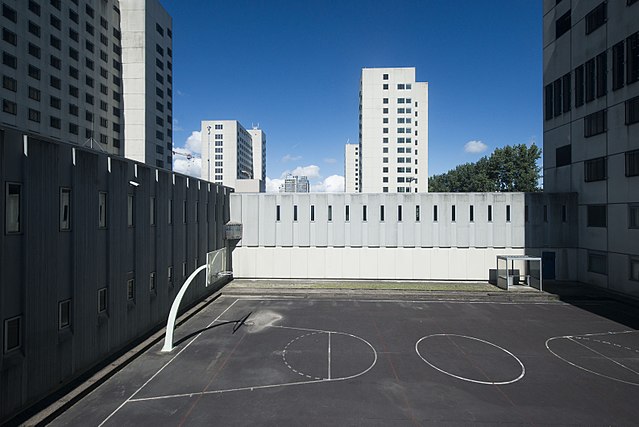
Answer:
(506, 205, 511, 222)
(5, 183, 21, 234)
(398, 205, 402, 222)
(433, 205, 438, 222)
(276, 205, 281, 221)
(150, 197, 156, 226)
(127, 278, 135, 301)
(345, 205, 350, 222)
(98, 288, 107, 313)
(58, 299, 71, 330)
(293, 205, 298, 222)
(380, 205, 385, 222)
(415, 205, 420, 222)
(4, 316, 22, 353)
(363, 205, 367, 222)
(488, 205, 493, 222)
(328, 205, 333, 222)
(310, 205, 315, 222)
(451, 205, 456, 222)
(60, 188, 71, 230)
(469, 205, 474, 222)
(149, 272, 156, 292)
(127, 194, 134, 227)
(99, 192, 107, 228)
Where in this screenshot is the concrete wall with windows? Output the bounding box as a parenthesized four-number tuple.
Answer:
(0, 127, 230, 423)
(230, 193, 578, 281)
(543, 0, 639, 296)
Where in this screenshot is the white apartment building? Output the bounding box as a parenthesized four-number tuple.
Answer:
(359, 67, 428, 193)
(121, 0, 173, 169)
(344, 143, 359, 192)
(248, 127, 266, 183)
(201, 120, 267, 191)
(0, 0, 173, 169)
(543, 0, 639, 296)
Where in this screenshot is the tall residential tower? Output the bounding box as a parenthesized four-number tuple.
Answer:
(0, 0, 174, 169)
(358, 67, 428, 193)
(543, 0, 639, 295)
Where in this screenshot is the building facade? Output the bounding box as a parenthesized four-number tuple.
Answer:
(280, 175, 309, 193)
(230, 192, 577, 281)
(248, 127, 266, 184)
(0, 126, 231, 423)
(121, 0, 173, 170)
(344, 143, 359, 192)
(359, 67, 428, 193)
(0, 0, 173, 170)
(201, 120, 260, 190)
(543, 0, 639, 296)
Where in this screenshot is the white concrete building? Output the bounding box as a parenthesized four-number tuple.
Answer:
(280, 175, 309, 193)
(344, 143, 360, 192)
(0, 0, 173, 169)
(543, 0, 639, 296)
(229, 192, 576, 281)
(121, 0, 173, 169)
(201, 120, 266, 191)
(248, 127, 267, 183)
(359, 67, 428, 193)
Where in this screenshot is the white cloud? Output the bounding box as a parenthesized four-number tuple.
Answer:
(266, 177, 284, 192)
(312, 175, 345, 192)
(288, 165, 321, 180)
(173, 157, 202, 178)
(464, 140, 488, 153)
(185, 131, 202, 154)
(323, 158, 337, 164)
(281, 154, 302, 163)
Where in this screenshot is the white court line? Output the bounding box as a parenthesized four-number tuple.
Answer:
(328, 332, 332, 380)
(545, 332, 639, 387)
(127, 323, 378, 403)
(568, 337, 639, 376)
(98, 298, 240, 427)
(415, 334, 526, 385)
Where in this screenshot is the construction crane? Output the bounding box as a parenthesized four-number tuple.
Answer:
(171, 148, 197, 175)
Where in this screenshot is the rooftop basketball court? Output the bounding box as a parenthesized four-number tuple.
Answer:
(50, 292, 639, 426)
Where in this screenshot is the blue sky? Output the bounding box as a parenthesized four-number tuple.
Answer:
(163, 0, 542, 191)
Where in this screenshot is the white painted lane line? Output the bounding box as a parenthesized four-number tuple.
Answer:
(328, 332, 332, 380)
(568, 337, 639, 377)
(98, 298, 239, 427)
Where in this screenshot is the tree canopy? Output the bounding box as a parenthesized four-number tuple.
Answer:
(428, 144, 542, 192)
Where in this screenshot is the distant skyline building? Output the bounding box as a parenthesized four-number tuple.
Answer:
(358, 67, 428, 193)
(344, 143, 360, 192)
(280, 175, 309, 193)
(0, 0, 174, 170)
(543, 0, 639, 294)
(200, 120, 266, 192)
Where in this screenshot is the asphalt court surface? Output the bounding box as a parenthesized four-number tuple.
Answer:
(51, 297, 639, 426)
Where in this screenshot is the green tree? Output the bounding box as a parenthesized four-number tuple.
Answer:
(428, 144, 541, 192)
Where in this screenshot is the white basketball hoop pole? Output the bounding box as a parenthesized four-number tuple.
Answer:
(161, 264, 207, 352)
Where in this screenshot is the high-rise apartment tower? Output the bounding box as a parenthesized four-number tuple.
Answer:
(543, 0, 639, 295)
(358, 67, 428, 193)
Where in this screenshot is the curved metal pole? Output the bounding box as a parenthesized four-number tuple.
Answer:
(161, 264, 207, 352)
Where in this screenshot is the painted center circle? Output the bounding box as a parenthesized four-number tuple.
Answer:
(416, 334, 525, 385)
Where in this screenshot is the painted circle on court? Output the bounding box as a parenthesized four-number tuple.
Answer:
(415, 334, 525, 385)
(282, 330, 377, 382)
(545, 333, 639, 386)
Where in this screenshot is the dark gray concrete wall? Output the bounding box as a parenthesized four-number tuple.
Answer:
(0, 127, 230, 422)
